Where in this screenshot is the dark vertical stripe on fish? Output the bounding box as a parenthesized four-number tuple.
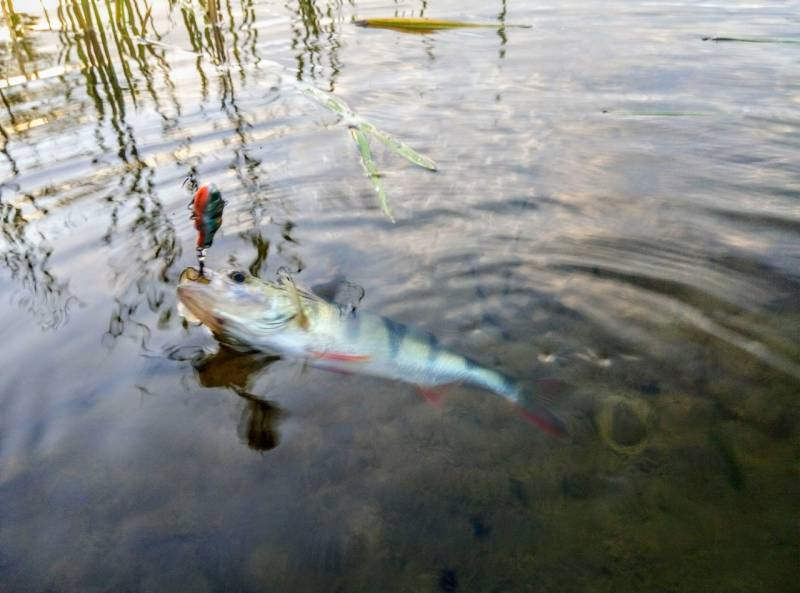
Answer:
(427, 334, 440, 364)
(383, 317, 408, 359)
(463, 356, 480, 371)
(502, 375, 519, 397)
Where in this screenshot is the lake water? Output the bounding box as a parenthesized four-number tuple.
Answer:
(1, 1, 798, 592)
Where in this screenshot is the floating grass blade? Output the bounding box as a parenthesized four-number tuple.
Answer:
(702, 36, 800, 44)
(351, 127, 393, 222)
(359, 120, 438, 171)
(300, 84, 353, 118)
(601, 109, 714, 117)
(300, 81, 437, 171)
(354, 17, 530, 32)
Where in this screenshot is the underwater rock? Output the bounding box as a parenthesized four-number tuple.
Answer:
(611, 402, 647, 447)
(596, 395, 651, 454)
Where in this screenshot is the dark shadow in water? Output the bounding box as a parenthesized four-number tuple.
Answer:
(311, 274, 365, 315)
(193, 346, 285, 452)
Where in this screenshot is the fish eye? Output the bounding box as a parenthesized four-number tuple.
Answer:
(229, 271, 247, 284)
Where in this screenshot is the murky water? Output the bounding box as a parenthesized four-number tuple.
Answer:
(1, 1, 798, 591)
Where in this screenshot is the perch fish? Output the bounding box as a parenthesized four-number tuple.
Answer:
(177, 267, 567, 436)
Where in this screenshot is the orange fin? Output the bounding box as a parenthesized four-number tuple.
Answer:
(513, 403, 569, 438)
(416, 385, 452, 409)
(309, 351, 371, 362)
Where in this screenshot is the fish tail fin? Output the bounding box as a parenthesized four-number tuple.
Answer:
(512, 400, 569, 437)
(505, 381, 568, 437)
(466, 367, 569, 437)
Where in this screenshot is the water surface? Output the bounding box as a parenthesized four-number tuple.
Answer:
(1, 1, 798, 592)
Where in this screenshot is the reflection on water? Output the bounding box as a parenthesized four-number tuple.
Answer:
(1, 0, 799, 591)
(190, 345, 284, 452)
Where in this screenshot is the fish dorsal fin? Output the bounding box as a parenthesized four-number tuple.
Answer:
(285, 278, 309, 330)
(278, 273, 321, 331)
(274, 270, 326, 331)
(292, 284, 324, 305)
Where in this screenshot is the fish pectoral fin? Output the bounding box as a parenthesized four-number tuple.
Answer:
(308, 351, 371, 362)
(416, 384, 455, 409)
(284, 277, 310, 330)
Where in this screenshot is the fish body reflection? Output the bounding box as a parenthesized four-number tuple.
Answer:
(191, 345, 283, 452)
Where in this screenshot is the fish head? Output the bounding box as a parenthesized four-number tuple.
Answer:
(177, 266, 290, 347)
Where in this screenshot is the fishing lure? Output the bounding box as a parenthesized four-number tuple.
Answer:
(190, 182, 225, 275)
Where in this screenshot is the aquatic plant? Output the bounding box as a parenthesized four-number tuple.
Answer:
(354, 17, 530, 33)
(136, 34, 438, 221)
(298, 80, 437, 221)
(351, 125, 390, 220)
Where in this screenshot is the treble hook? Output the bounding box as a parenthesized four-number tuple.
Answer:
(182, 175, 199, 193)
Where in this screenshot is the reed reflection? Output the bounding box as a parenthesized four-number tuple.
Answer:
(497, 0, 507, 59)
(0, 0, 365, 342)
(289, 0, 343, 90)
(0, 196, 77, 329)
(0, 3, 77, 331)
(0, 100, 17, 174)
(0, 0, 40, 79)
(22, 1, 185, 345)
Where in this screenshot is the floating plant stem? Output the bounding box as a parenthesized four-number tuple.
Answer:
(299, 85, 437, 170)
(601, 109, 714, 117)
(358, 120, 438, 171)
(300, 84, 352, 118)
(350, 127, 393, 222)
(354, 17, 531, 33)
(702, 36, 800, 44)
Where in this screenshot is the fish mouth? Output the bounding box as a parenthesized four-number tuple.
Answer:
(177, 267, 223, 332)
(179, 266, 210, 284)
